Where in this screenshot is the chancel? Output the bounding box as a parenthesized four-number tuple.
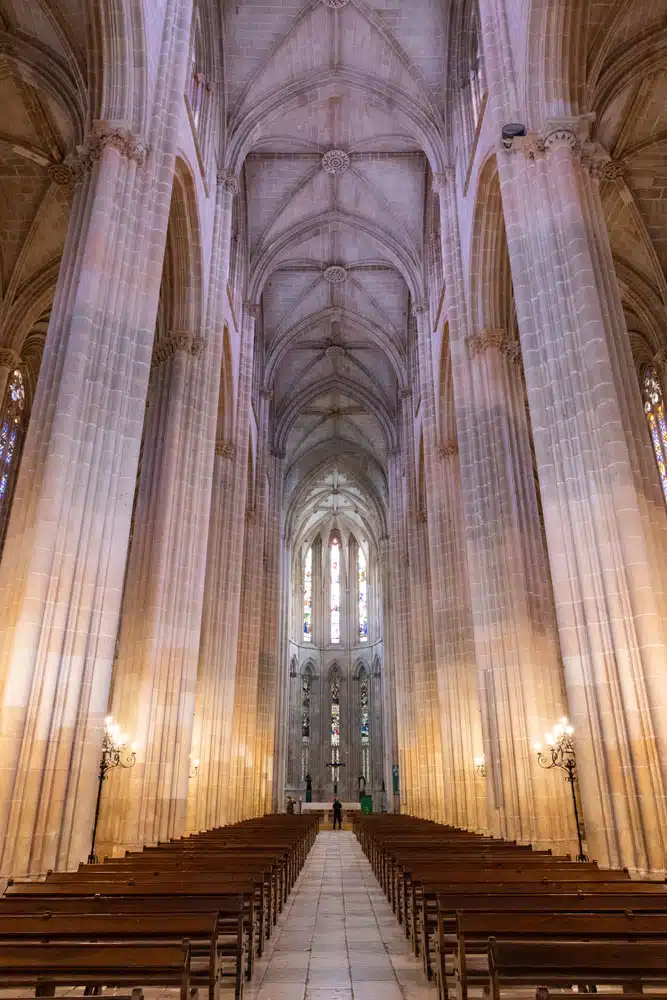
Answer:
(0, 0, 664, 917)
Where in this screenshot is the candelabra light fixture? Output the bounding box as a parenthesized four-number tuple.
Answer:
(189, 755, 200, 779)
(474, 755, 486, 778)
(535, 717, 587, 862)
(88, 716, 136, 864)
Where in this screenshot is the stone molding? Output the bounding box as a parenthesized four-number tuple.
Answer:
(217, 170, 239, 195)
(467, 327, 521, 363)
(653, 348, 667, 374)
(67, 121, 149, 180)
(151, 331, 204, 367)
(321, 0, 349, 7)
(510, 116, 623, 181)
(215, 438, 236, 459)
(439, 439, 458, 458)
(0, 348, 20, 369)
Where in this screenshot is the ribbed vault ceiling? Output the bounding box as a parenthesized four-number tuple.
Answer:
(226, 0, 449, 536)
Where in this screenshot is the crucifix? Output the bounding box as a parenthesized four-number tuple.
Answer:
(326, 760, 346, 794)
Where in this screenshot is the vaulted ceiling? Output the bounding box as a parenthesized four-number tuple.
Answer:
(225, 0, 449, 538)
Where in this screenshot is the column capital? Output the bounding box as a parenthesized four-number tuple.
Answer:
(68, 120, 149, 180)
(467, 327, 520, 363)
(217, 170, 239, 195)
(244, 301, 261, 321)
(399, 385, 412, 399)
(0, 347, 20, 369)
(439, 439, 458, 458)
(432, 168, 455, 193)
(260, 386, 273, 401)
(151, 330, 203, 367)
(214, 438, 236, 459)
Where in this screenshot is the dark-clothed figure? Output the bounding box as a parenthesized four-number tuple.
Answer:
(332, 797, 343, 830)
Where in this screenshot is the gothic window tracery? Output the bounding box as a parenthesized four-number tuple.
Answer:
(330, 537, 341, 644)
(186, 6, 212, 152)
(360, 668, 370, 782)
(358, 545, 368, 642)
(303, 546, 313, 641)
(643, 365, 667, 504)
(330, 668, 340, 783)
(0, 368, 26, 549)
(301, 668, 312, 782)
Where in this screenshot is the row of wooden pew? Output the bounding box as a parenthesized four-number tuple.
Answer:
(353, 813, 667, 1000)
(0, 813, 319, 999)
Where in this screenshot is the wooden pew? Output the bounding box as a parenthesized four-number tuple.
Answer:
(0, 941, 192, 1000)
(0, 905, 245, 1000)
(488, 938, 667, 1000)
(454, 911, 667, 1000)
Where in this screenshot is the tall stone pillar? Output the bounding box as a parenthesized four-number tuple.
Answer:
(497, 121, 667, 872)
(436, 172, 574, 851)
(0, 0, 191, 872)
(189, 298, 256, 832)
(413, 304, 485, 833)
(387, 450, 420, 815)
(228, 387, 271, 822)
(400, 376, 445, 822)
(254, 449, 284, 814)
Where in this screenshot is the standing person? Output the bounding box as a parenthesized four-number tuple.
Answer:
(332, 797, 342, 830)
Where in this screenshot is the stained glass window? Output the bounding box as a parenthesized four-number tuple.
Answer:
(360, 670, 370, 782)
(301, 669, 311, 782)
(331, 670, 340, 784)
(303, 547, 313, 642)
(330, 538, 341, 644)
(643, 365, 667, 504)
(0, 369, 25, 548)
(358, 546, 368, 642)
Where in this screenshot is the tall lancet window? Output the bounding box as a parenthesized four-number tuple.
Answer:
(0, 368, 26, 547)
(301, 668, 312, 782)
(331, 669, 340, 784)
(643, 365, 667, 504)
(303, 547, 313, 642)
(360, 669, 370, 782)
(358, 546, 368, 642)
(330, 538, 341, 644)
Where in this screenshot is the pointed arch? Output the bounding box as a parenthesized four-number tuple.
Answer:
(469, 154, 515, 335)
(524, 0, 587, 120)
(159, 157, 204, 340)
(90, 0, 148, 133)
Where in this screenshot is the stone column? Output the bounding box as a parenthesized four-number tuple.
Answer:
(387, 450, 420, 815)
(254, 448, 284, 814)
(97, 299, 222, 852)
(0, 0, 192, 873)
(401, 378, 445, 822)
(189, 299, 256, 832)
(414, 304, 486, 833)
(228, 388, 272, 822)
(436, 171, 574, 851)
(497, 120, 667, 872)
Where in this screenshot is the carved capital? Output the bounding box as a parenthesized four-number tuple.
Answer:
(72, 120, 148, 177)
(270, 445, 286, 459)
(510, 115, 596, 163)
(653, 348, 667, 374)
(260, 386, 273, 401)
(399, 385, 412, 399)
(151, 331, 193, 367)
(217, 169, 239, 195)
(467, 327, 506, 357)
(0, 348, 20, 369)
(190, 336, 205, 358)
(414, 507, 428, 523)
(432, 168, 455, 193)
(244, 301, 261, 321)
(215, 438, 236, 459)
(439, 439, 458, 458)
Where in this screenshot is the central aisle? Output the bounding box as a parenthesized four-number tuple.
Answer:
(248, 830, 435, 1000)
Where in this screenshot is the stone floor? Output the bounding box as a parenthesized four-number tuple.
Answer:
(247, 829, 435, 1000)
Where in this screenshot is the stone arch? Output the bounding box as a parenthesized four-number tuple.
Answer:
(89, 0, 148, 133)
(438, 324, 457, 447)
(158, 157, 204, 341)
(215, 325, 234, 443)
(524, 0, 588, 120)
(352, 658, 370, 681)
(469, 154, 515, 335)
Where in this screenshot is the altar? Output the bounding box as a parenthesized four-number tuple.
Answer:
(300, 801, 361, 812)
